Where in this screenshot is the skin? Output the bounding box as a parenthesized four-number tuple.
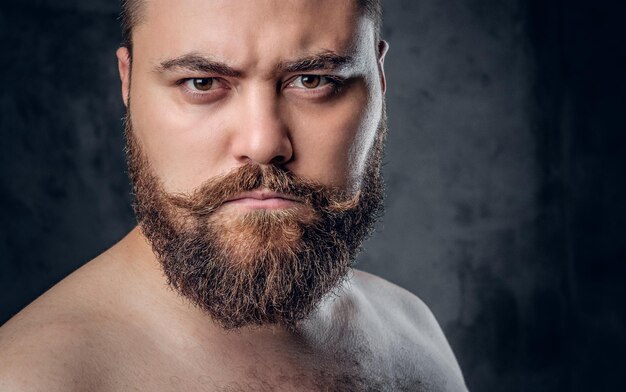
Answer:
(0, 0, 468, 390)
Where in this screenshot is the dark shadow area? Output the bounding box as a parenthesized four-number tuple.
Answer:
(528, 0, 626, 390)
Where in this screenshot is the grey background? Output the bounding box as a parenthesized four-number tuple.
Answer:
(1, 0, 624, 391)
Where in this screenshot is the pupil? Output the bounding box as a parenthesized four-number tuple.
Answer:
(302, 75, 320, 88)
(193, 78, 212, 90)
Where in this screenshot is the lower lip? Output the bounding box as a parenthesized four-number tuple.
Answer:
(224, 197, 299, 210)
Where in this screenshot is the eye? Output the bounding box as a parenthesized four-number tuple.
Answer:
(289, 75, 333, 89)
(183, 78, 217, 91)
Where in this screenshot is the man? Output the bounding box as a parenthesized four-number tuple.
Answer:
(0, 0, 467, 390)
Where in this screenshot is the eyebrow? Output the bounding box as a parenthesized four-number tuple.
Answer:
(277, 51, 355, 74)
(154, 50, 355, 77)
(155, 54, 242, 77)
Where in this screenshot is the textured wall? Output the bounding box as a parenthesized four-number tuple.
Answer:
(0, 1, 134, 326)
(360, 1, 548, 389)
(1, 1, 624, 391)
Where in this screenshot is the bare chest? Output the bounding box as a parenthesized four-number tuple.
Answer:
(90, 304, 461, 391)
(105, 347, 377, 392)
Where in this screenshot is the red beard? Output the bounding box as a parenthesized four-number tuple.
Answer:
(124, 111, 385, 329)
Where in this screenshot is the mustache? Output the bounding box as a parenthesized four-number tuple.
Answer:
(165, 163, 358, 216)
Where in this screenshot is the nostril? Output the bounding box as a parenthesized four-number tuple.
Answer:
(271, 155, 286, 165)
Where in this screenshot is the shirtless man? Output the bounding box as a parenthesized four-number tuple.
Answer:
(0, 1, 467, 390)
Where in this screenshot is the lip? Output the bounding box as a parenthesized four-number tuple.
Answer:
(223, 190, 301, 209)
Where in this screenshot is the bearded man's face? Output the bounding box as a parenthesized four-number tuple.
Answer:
(126, 112, 385, 328)
(118, 0, 388, 328)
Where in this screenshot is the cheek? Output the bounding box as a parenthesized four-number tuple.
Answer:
(287, 82, 380, 189)
(129, 73, 233, 192)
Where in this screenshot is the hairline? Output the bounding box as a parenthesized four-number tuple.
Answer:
(119, 0, 382, 57)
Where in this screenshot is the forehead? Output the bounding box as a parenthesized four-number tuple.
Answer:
(133, 0, 374, 71)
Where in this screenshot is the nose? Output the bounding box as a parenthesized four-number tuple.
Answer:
(230, 86, 293, 166)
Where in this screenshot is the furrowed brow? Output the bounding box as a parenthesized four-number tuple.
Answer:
(154, 54, 242, 77)
(277, 51, 355, 74)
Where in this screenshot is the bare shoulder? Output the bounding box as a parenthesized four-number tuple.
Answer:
(350, 269, 439, 326)
(0, 306, 103, 391)
(348, 269, 468, 391)
(350, 269, 450, 343)
(0, 250, 128, 391)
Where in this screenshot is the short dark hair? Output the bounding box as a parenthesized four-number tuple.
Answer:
(119, 0, 382, 55)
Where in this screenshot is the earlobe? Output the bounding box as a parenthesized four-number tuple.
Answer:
(116, 47, 131, 107)
(377, 40, 389, 95)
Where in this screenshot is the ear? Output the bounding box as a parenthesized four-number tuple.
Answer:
(376, 40, 389, 95)
(116, 47, 131, 108)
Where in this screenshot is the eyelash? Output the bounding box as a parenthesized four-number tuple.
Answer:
(286, 75, 345, 92)
(176, 78, 226, 99)
(177, 75, 346, 100)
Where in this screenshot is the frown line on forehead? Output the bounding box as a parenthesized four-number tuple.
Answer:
(153, 49, 357, 77)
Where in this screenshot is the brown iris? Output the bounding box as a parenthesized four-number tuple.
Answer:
(301, 75, 321, 89)
(192, 78, 213, 91)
